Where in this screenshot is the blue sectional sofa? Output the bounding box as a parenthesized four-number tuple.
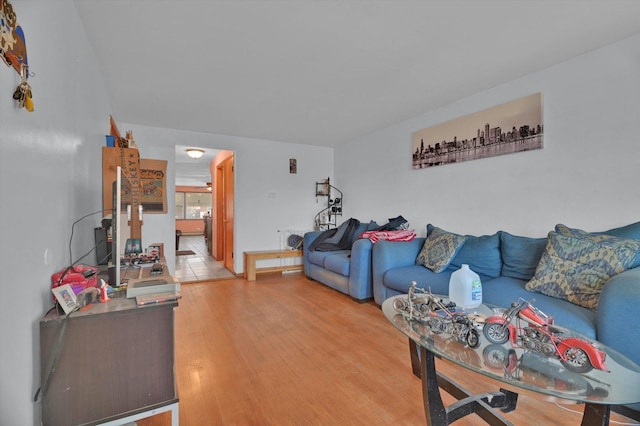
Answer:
(303, 220, 375, 301)
(372, 222, 640, 376)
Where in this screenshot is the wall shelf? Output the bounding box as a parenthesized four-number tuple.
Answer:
(314, 177, 343, 230)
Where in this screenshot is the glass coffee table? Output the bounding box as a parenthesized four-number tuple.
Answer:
(382, 293, 640, 426)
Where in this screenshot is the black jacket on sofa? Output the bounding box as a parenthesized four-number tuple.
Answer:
(308, 218, 361, 252)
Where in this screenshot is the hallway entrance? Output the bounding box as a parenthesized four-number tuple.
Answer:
(174, 235, 235, 282)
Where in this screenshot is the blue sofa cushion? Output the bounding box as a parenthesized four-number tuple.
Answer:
(383, 265, 454, 296)
(308, 250, 350, 268)
(416, 225, 466, 273)
(324, 253, 351, 276)
(448, 230, 502, 278)
(603, 220, 640, 239)
(525, 231, 640, 310)
(500, 231, 547, 281)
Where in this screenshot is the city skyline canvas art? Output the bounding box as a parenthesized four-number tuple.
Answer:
(412, 93, 543, 169)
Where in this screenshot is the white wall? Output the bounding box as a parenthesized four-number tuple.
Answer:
(0, 2, 112, 425)
(337, 33, 640, 238)
(122, 123, 334, 273)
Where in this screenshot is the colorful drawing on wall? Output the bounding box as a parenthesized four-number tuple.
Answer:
(1, 0, 33, 111)
(140, 159, 168, 213)
(412, 93, 543, 169)
(0, 0, 28, 74)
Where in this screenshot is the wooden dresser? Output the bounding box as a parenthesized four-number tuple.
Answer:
(39, 297, 178, 425)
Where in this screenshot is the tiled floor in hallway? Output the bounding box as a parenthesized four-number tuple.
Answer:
(174, 235, 236, 282)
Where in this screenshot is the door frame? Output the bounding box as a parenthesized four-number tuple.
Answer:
(214, 153, 235, 272)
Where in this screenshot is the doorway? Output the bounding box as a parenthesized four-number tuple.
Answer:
(174, 145, 235, 280)
(174, 235, 235, 281)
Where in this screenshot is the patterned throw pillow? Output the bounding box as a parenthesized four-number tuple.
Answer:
(525, 230, 640, 310)
(416, 226, 466, 273)
(556, 223, 640, 268)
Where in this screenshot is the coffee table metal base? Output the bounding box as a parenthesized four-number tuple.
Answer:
(408, 339, 620, 426)
(409, 339, 518, 425)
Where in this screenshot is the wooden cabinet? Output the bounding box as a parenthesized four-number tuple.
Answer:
(39, 298, 178, 425)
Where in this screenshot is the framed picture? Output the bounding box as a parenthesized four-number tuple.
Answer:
(147, 244, 163, 258)
(51, 284, 79, 314)
(412, 93, 543, 169)
(140, 158, 168, 213)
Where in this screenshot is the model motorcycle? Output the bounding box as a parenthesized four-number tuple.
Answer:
(393, 281, 455, 322)
(482, 298, 608, 373)
(427, 298, 482, 348)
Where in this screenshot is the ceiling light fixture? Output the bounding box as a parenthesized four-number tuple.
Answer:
(186, 148, 204, 159)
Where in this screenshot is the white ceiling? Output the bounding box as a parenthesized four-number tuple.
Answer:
(174, 145, 219, 187)
(75, 0, 640, 151)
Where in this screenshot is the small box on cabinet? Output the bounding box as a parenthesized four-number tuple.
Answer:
(149, 243, 164, 258)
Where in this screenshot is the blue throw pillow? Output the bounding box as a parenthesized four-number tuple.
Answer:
(448, 230, 502, 278)
(500, 231, 547, 281)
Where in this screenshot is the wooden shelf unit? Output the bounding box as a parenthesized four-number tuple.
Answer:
(244, 249, 304, 281)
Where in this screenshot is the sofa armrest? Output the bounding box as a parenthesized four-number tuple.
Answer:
(372, 238, 425, 305)
(348, 238, 374, 300)
(597, 267, 640, 365)
(303, 231, 322, 276)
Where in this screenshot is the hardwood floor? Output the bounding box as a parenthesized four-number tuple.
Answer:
(138, 273, 637, 425)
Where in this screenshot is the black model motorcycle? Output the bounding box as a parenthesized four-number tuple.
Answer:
(427, 298, 482, 348)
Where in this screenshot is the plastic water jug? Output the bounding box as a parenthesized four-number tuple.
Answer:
(448, 264, 482, 310)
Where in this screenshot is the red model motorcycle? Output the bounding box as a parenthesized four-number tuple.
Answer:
(482, 298, 608, 373)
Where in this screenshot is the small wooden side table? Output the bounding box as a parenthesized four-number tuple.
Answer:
(244, 249, 304, 281)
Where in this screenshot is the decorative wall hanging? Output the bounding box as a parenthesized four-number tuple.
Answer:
(412, 93, 543, 169)
(1, 0, 34, 111)
(140, 159, 168, 214)
(314, 177, 343, 230)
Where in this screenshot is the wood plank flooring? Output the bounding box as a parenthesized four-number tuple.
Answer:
(138, 273, 637, 425)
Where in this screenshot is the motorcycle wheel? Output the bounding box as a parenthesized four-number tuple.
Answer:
(561, 347, 593, 373)
(483, 323, 509, 344)
(393, 298, 408, 314)
(466, 329, 480, 348)
(483, 344, 509, 369)
(429, 317, 445, 334)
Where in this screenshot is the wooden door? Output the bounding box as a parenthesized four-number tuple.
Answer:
(215, 165, 224, 261)
(215, 155, 235, 272)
